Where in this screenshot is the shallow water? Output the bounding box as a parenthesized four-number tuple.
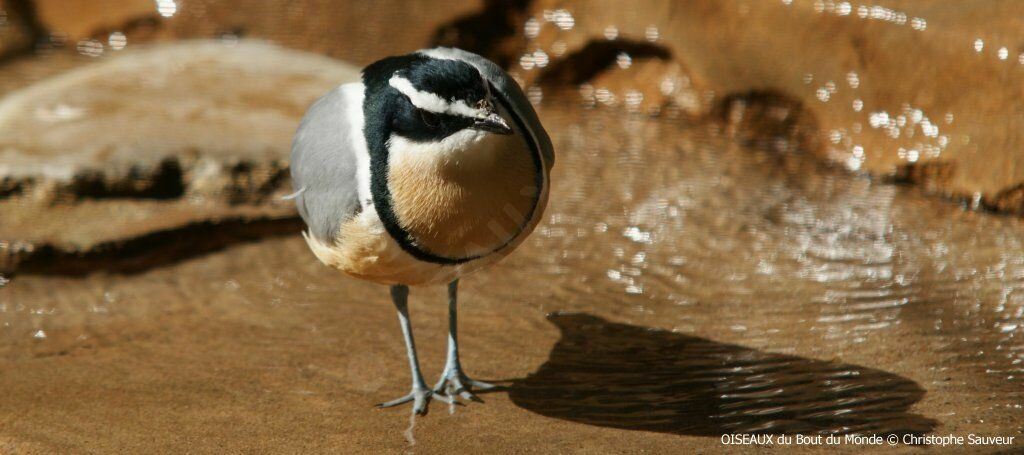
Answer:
(1, 102, 1021, 451)
(2, 0, 1024, 451)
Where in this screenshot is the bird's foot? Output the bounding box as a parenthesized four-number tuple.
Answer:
(433, 367, 497, 403)
(377, 387, 451, 415)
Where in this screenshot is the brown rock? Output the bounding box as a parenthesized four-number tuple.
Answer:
(0, 40, 360, 273)
(160, 0, 484, 66)
(986, 184, 1024, 215)
(33, 0, 157, 41)
(462, 0, 1024, 214)
(585, 58, 704, 116)
(0, 197, 300, 275)
(0, 0, 37, 59)
(21, 0, 489, 70)
(0, 39, 358, 201)
(716, 90, 821, 159)
(527, 38, 707, 116)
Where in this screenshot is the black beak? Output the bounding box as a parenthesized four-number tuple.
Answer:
(473, 112, 514, 135)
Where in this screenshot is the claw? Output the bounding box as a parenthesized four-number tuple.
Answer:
(460, 389, 483, 403)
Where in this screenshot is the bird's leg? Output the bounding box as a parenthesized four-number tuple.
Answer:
(432, 280, 496, 402)
(378, 284, 449, 414)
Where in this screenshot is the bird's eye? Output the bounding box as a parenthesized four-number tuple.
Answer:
(419, 110, 440, 128)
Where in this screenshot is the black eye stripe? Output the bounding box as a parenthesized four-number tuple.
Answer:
(418, 108, 463, 123)
(416, 108, 473, 135)
(393, 106, 474, 142)
(419, 110, 440, 128)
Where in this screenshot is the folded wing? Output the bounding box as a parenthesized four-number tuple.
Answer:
(289, 84, 364, 243)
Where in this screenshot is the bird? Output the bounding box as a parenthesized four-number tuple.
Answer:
(287, 47, 554, 415)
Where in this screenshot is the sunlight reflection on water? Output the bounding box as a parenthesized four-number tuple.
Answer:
(0, 0, 1021, 441)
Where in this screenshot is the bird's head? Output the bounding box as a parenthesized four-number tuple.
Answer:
(365, 55, 513, 146)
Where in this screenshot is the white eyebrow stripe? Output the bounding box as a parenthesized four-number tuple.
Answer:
(389, 76, 446, 112)
(447, 99, 484, 118)
(388, 75, 486, 118)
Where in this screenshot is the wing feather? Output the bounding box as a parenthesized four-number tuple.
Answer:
(290, 84, 364, 243)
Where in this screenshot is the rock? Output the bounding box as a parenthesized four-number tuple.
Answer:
(0, 39, 359, 201)
(0, 197, 301, 275)
(33, 0, 157, 41)
(457, 0, 1024, 214)
(583, 58, 705, 117)
(23, 0, 488, 67)
(0, 0, 37, 59)
(530, 39, 707, 116)
(160, 0, 484, 66)
(0, 39, 361, 274)
(0, 49, 85, 95)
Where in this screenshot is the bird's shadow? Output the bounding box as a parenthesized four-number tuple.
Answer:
(505, 313, 937, 436)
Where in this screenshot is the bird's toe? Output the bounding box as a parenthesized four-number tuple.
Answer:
(377, 388, 446, 414)
(467, 379, 497, 391)
(433, 370, 495, 403)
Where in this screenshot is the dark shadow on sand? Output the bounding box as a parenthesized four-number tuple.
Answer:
(508, 313, 937, 436)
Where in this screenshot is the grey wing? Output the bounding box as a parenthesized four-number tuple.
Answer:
(421, 47, 555, 170)
(289, 84, 363, 243)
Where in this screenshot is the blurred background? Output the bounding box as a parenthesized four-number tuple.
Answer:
(0, 1, 1022, 452)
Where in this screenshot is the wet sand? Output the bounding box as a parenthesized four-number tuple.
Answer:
(1, 105, 1022, 453)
